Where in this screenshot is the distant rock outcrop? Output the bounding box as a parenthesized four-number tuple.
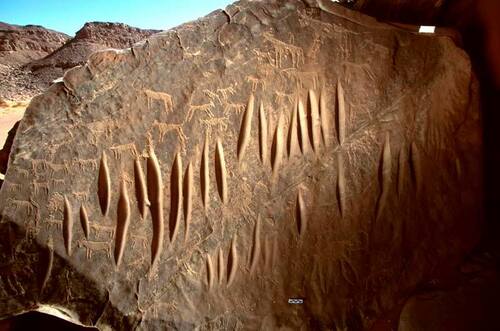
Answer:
(0, 22, 160, 101)
(0, 22, 69, 67)
(26, 22, 161, 85)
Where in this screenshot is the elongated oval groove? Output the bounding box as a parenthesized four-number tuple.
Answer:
(336, 81, 346, 145)
(410, 142, 422, 193)
(297, 98, 310, 154)
(308, 89, 321, 152)
(237, 94, 254, 163)
(215, 139, 228, 204)
(115, 176, 131, 267)
(271, 114, 284, 178)
(319, 88, 331, 147)
(375, 133, 392, 220)
(218, 248, 224, 285)
(337, 153, 345, 217)
(40, 238, 54, 293)
(201, 136, 210, 209)
(169, 153, 182, 244)
(287, 99, 299, 157)
(183, 162, 193, 242)
(79, 203, 89, 239)
(295, 190, 307, 236)
(259, 101, 268, 164)
(206, 254, 214, 290)
(227, 236, 238, 287)
(250, 216, 261, 274)
(134, 156, 150, 219)
(147, 146, 164, 267)
(98, 151, 111, 216)
(63, 196, 73, 256)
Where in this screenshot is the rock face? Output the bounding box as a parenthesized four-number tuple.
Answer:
(0, 0, 481, 330)
(0, 22, 69, 67)
(26, 22, 161, 85)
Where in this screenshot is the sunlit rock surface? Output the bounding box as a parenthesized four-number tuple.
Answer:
(0, 0, 481, 329)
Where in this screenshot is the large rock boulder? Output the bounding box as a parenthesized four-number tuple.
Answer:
(0, 0, 481, 329)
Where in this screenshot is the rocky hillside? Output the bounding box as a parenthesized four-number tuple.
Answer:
(26, 22, 161, 85)
(0, 22, 69, 67)
(0, 22, 160, 101)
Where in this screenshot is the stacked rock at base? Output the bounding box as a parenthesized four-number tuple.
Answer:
(0, 0, 481, 329)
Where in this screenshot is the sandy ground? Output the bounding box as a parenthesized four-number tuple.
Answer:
(0, 99, 28, 179)
(0, 99, 28, 148)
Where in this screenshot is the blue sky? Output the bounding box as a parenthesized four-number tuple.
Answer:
(0, 0, 234, 35)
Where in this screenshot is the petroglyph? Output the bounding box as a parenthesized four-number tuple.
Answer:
(89, 223, 115, 239)
(152, 120, 187, 153)
(246, 75, 266, 92)
(45, 219, 63, 231)
(72, 191, 89, 202)
(47, 162, 70, 177)
(31, 159, 48, 173)
(274, 91, 295, 105)
(200, 117, 228, 135)
(216, 86, 236, 103)
(73, 159, 99, 171)
(263, 32, 304, 68)
(280, 68, 319, 89)
(223, 102, 246, 116)
(307, 34, 323, 60)
(187, 102, 215, 121)
(77, 239, 112, 259)
(143, 89, 173, 113)
(110, 143, 138, 160)
(5, 182, 22, 193)
(131, 235, 148, 250)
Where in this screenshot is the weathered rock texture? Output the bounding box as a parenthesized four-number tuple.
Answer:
(0, 0, 481, 329)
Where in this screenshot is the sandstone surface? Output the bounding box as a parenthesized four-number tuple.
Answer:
(0, 0, 481, 329)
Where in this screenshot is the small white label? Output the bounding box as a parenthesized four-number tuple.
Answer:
(288, 298, 304, 304)
(419, 26, 436, 34)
